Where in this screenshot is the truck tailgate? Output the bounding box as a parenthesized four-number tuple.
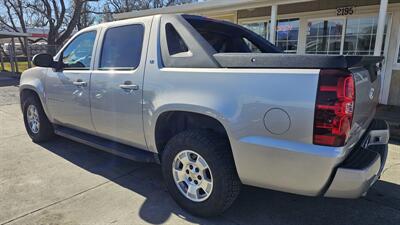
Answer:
(348, 57, 383, 145)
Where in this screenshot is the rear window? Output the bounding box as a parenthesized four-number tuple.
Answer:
(100, 24, 144, 70)
(183, 15, 281, 54)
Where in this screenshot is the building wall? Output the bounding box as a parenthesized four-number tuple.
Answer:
(237, 0, 400, 19)
(230, 0, 400, 106)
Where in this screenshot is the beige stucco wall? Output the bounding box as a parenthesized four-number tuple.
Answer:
(234, 0, 400, 106)
(388, 70, 400, 106)
(237, 0, 400, 19)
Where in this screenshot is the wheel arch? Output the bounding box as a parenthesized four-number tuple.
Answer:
(19, 85, 51, 121)
(153, 109, 232, 157)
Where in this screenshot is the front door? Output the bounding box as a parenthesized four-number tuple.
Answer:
(45, 30, 97, 133)
(90, 22, 149, 149)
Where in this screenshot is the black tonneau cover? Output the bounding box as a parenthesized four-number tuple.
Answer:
(213, 53, 383, 69)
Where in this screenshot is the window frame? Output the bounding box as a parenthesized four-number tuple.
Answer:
(394, 26, 400, 69)
(304, 13, 392, 56)
(59, 30, 98, 71)
(164, 22, 192, 57)
(275, 18, 300, 54)
(98, 23, 145, 71)
(344, 13, 392, 56)
(305, 16, 346, 55)
(239, 17, 300, 53)
(159, 15, 220, 68)
(239, 20, 269, 40)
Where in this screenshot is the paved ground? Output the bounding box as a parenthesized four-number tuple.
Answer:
(1, 78, 399, 225)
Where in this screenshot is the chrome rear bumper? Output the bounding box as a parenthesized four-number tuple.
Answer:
(324, 119, 389, 198)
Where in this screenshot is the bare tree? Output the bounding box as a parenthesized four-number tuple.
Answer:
(104, 0, 198, 14)
(26, 0, 99, 53)
(0, 0, 197, 55)
(78, 2, 97, 30)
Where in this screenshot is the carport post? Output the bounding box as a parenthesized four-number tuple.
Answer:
(11, 38, 19, 73)
(9, 38, 15, 74)
(269, 4, 278, 45)
(374, 0, 388, 56)
(24, 37, 32, 68)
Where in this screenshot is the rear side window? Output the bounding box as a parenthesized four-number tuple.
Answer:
(166, 23, 189, 56)
(100, 24, 144, 70)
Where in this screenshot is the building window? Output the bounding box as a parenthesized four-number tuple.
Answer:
(306, 19, 344, 55)
(343, 16, 387, 55)
(241, 22, 268, 39)
(275, 18, 299, 53)
(305, 16, 388, 56)
(241, 18, 299, 53)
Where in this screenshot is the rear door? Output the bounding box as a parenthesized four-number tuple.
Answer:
(90, 19, 151, 149)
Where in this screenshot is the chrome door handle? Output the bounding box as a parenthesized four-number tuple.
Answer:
(119, 83, 139, 90)
(73, 80, 87, 87)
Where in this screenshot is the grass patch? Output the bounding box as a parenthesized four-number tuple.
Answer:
(1, 61, 31, 73)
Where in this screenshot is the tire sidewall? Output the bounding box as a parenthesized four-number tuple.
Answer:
(22, 96, 52, 142)
(162, 131, 234, 216)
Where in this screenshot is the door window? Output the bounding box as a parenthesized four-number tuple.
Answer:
(62, 31, 96, 70)
(100, 24, 144, 70)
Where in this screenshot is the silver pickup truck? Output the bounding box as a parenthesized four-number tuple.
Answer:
(19, 14, 389, 216)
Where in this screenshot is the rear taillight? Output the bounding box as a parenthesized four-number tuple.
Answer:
(313, 69, 355, 147)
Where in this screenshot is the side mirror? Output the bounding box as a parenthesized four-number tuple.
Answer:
(32, 53, 56, 68)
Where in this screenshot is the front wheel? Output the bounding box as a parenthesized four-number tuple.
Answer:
(22, 95, 54, 142)
(161, 130, 241, 217)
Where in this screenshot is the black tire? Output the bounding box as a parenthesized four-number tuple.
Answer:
(22, 95, 54, 142)
(161, 130, 241, 217)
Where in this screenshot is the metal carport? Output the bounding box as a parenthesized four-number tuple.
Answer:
(0, 30, 32, 76)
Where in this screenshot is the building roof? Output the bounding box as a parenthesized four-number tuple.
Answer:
(114, 0, 315, 20)
(0, 30, 31, 39)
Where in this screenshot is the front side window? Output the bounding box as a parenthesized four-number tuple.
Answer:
(306, 19, 344, 55)
(100, 24, 144, 70)
(62, 31, 96, 70)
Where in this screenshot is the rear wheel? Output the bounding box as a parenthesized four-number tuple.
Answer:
(22, 95, 54, 142)
(161, 130, 241, 217)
